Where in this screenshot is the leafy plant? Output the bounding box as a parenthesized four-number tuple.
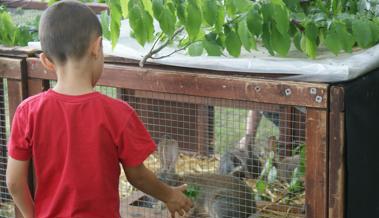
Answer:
(288, 144, 306, 193)
(0, 9, 39, 46)
(101, 0, 379, 66)
(255, 151, 277, 201)
(184, 184, 200, 201)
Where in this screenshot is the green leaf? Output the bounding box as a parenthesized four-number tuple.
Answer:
(304, 22, 318, 42)
(271, 27, 291, 56)
(188, 41, 204, 56)
(233, 0, 252, 13)
(109, 0, 122, 48)
(261, 3, 272, 23)
(158, 7, 176, 36)
(238, 19, 254, 51)
(370, 21, 379, 43)
(142, 0, 154, 16)
(293, 31, 302, 51)
(128, 0, 154, 46)
(120, 0, 129, 18)
(225, 0, 237, 17)
(262, 22, 274, 55)
(174, 0, 186, 24)
(184, 184, 200, 200)
(225, 30, 242, 57)
(272, 4, 289, 36)
(185, 0, 202, 40)
(336, 22, 354, 53)
(215, 5, 225, 33)
(152, 0, 164, 20)
(325, 21, 354, 55)
(284, 0, 301, 11)
(100, 11, 111, 40)
(247, 6, 262, 37)
(256, 179, 266, 194)
(203, 39, 223, 56)
(303, 22, 318, 58)
(0, 12, 15, 44)
(203, 0, 218, 26)
(352, 19, 373, 48)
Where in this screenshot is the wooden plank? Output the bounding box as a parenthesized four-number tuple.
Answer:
(0, 57, 22, 80)
(28, 79, 47, 95)
(27, 58, 329, 108)
(134, 90, 282, 111)
(328, 86, 345, 218)
(305, 109, 328, 218)
(3, 0, 108, 13)
(0, 46, 37, 58)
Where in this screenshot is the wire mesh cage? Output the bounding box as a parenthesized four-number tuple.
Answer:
(117, 89, 307, 218)
(47, 82, 308, 218)
(0, 79, 15, 218)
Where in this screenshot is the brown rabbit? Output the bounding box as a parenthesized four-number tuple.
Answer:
(157, 135, 257, 218)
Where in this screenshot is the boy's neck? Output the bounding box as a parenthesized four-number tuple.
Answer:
(53, 60, 95, 95)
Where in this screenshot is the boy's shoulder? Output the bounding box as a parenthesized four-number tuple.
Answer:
(16, 91, 134, 115)
(97, 93, 135, 113)
(16, 92, 46, 112)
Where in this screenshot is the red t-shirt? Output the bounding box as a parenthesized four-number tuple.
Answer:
(7, 89, 156, 218)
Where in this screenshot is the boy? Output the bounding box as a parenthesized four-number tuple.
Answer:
(6, 1, 192, 218)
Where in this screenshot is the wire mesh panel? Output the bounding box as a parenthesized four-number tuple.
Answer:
(118, 89, 307, 218)
(0, 79, 14, 218)
(45, 81, 308, 218)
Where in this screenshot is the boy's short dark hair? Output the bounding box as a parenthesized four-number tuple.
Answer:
(39, 0, 102, 64)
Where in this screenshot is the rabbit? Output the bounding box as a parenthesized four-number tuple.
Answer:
(219, 144, 262, 179)
(267, 136, 302, 183)
(157, 135, 257, 218)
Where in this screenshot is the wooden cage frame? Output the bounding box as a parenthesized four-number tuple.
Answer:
(0, 46, 345, 218)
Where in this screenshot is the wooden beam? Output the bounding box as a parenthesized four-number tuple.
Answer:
(0, 46, 37, 58)
(27, 58, 329, 108)
(0, 57, 22, 80)
(328, 86, 345, 218)
(305, 109, 328, 218)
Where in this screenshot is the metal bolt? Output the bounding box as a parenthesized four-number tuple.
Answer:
(255, 86, 261, 92)
(310, 88, 317, 95)
(285, 88, 292, 96)
(315, 96, 323, 103)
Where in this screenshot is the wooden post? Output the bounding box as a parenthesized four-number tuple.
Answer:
(305, 109, 328, 218)
(328, 86, 345, 218)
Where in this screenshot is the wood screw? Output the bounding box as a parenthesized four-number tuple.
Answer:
(255, 86, 261, 92)
(285, 88, 292, 96)
(310, 88, 317, 95)
(315, 96, 323, 103)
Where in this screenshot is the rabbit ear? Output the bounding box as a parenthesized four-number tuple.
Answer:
(158, 135, 179, 174)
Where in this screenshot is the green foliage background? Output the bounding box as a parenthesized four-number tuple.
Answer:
(102, 0, 379, 59)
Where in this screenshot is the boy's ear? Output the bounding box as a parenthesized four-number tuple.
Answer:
(90, 36, 103, 59)
(39, 53, 55, 71)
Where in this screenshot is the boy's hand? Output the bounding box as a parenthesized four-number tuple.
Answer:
(165, 184, 193, 218)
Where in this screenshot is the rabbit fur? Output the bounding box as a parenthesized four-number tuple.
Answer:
(157, 135, 256, 218)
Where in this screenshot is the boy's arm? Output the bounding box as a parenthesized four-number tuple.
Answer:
(123, 163, 192, 218)
(6, 157, 34, 218)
